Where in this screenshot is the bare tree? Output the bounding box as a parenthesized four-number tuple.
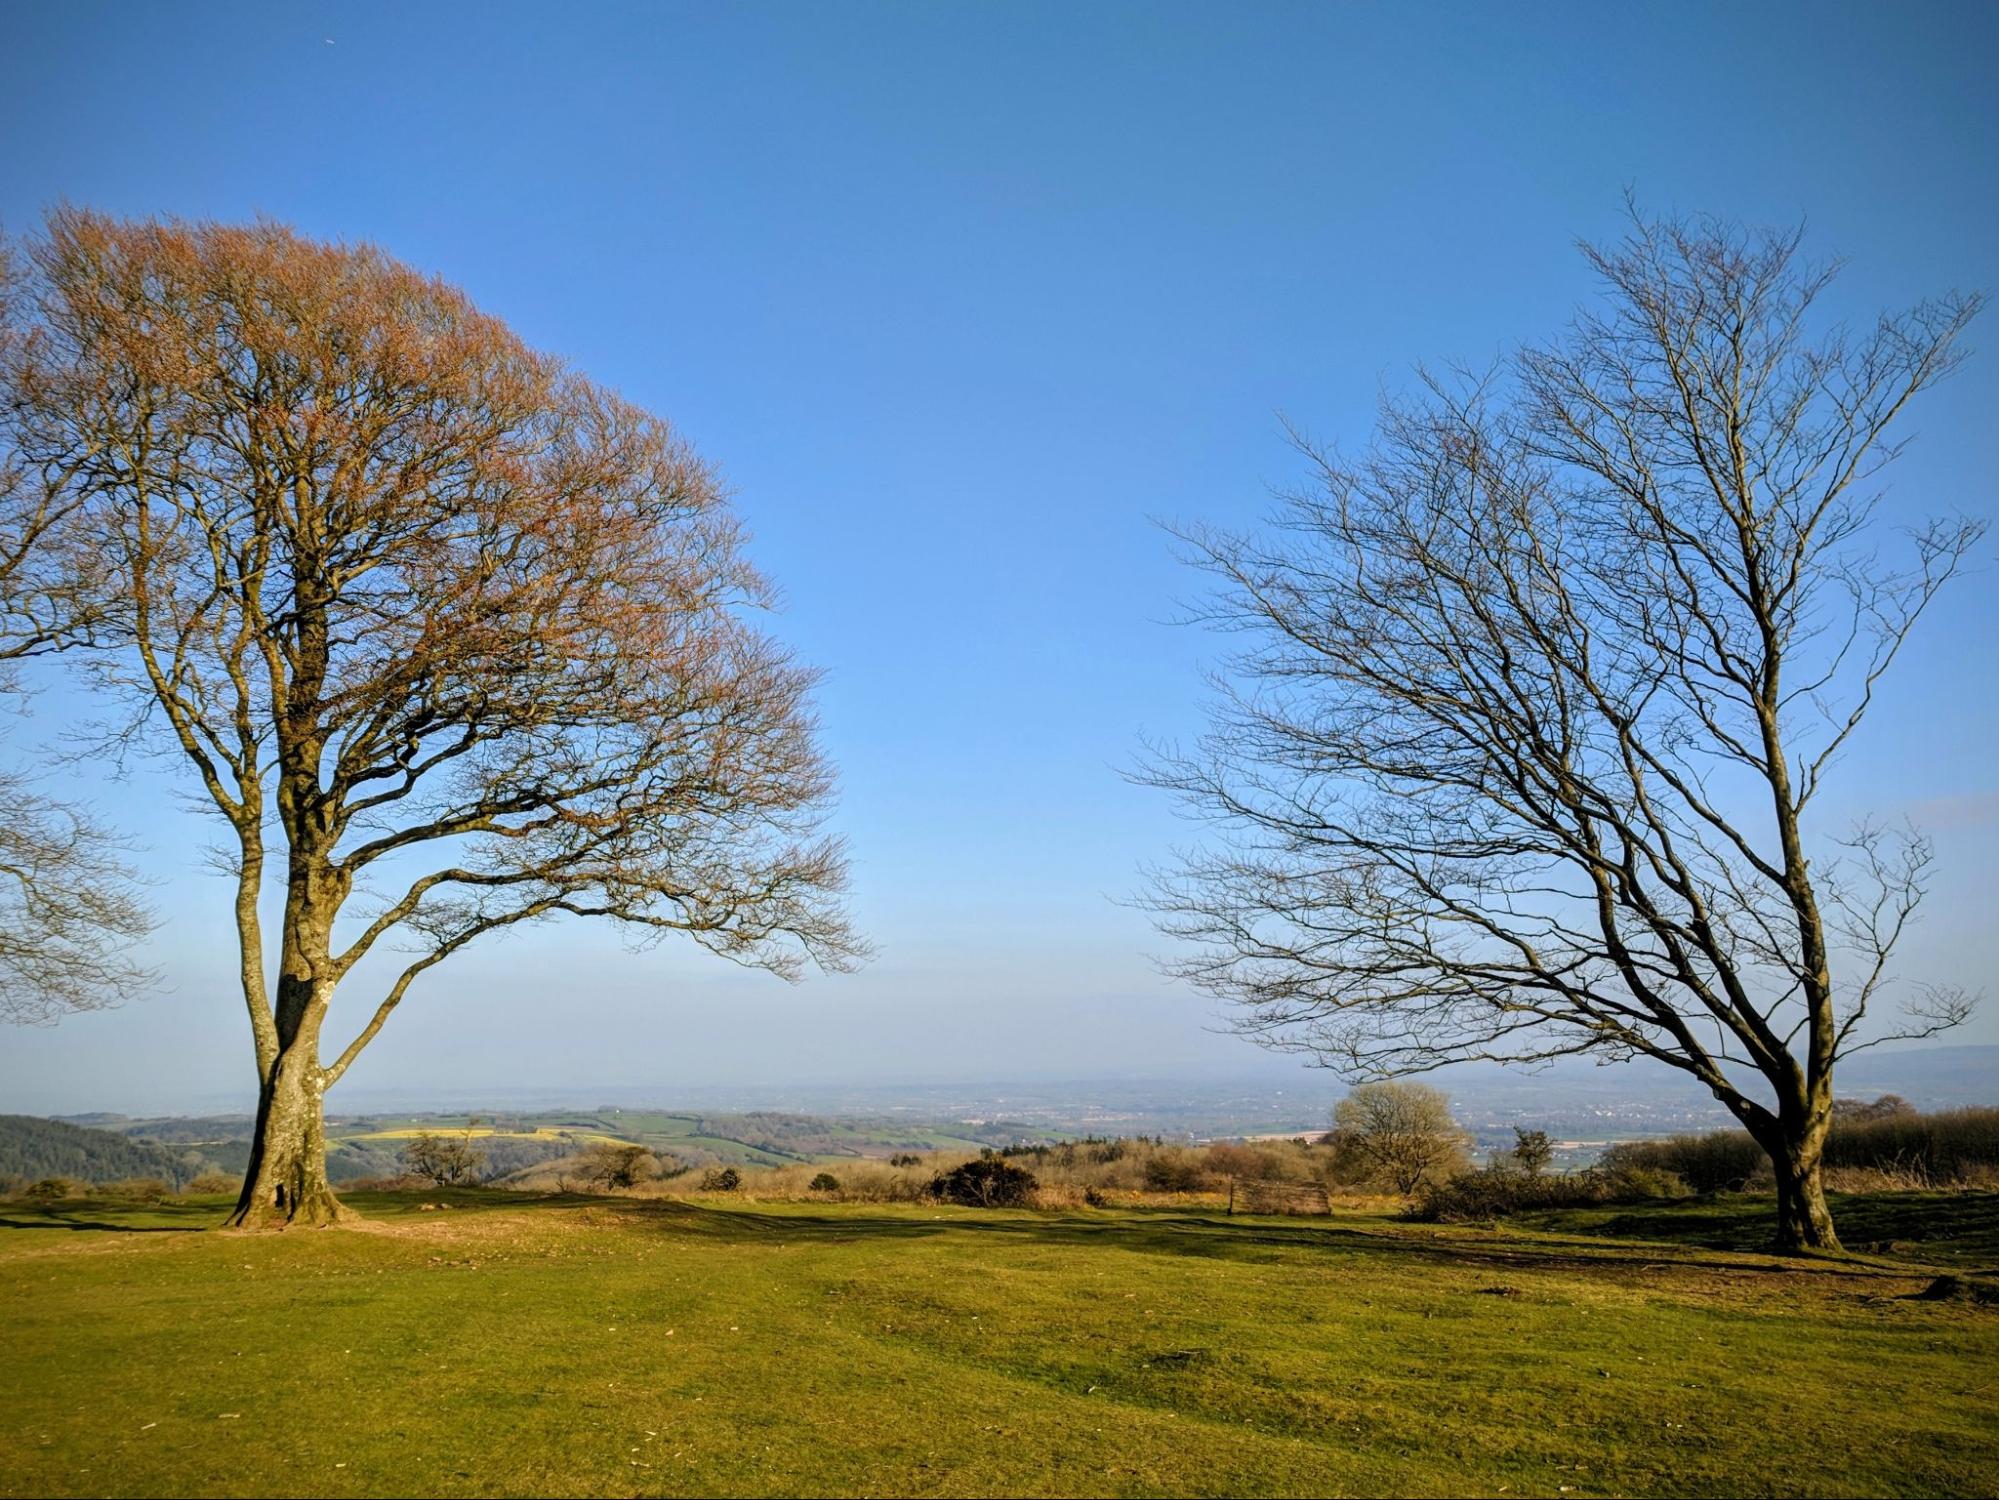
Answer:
(0, 772, 152, 1024)
(1328, 1081, 1469, 1194)
(0, 234, 152, 1024)
(398, 1128, 485, 1188)
(1509, 1128, 1553, 1177)
(1142, 209, 1983, 1251)
(578, 1141, 658, 1192)
(3, 209, 863, 1227)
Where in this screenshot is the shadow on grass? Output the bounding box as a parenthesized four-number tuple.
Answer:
(15, 1186, 1987, 1282)
(563, 1194, 1937, 1283)
(1516, 1191, 1999, 1267)
(0, 1205, 210, 1234)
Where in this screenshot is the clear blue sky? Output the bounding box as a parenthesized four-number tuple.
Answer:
(2, 1, 1994, 1113)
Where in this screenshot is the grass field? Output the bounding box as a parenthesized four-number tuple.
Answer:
(2, 1191, 1995, 1498)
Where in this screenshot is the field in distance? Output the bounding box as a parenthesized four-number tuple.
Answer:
(9, 1109, 1036, 1187)
(2, 1189, 1995, 1498)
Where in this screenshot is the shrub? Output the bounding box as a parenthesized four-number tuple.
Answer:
(578, 1141, 657, 1192)
(1599, 1132, 1763, 1194)
(1205, 1142, 1286, 1182)
(1831, 1094, 1916, 1122)
(1824, 1106, 1999, 1181)
(183, 1171, 239, 1195)
(103, 1177, 173, 1203)
(1510, 1128, 1554, 1176)
(930, 1157, 1038, 1208)
(1413, 1163, 1687, 1222)
(1596, 1107, 1999, 1191)
(700, 1167, 742, 1192)
(1598, 1164, 1691, 1201)
(808, 1172, 839, 1193)
(1237, 1178, 1333, 1215)
(1143, 1153, 1211, 1192)
(24, 1177, 78, 1203)
(888, 1153, 923, 1167)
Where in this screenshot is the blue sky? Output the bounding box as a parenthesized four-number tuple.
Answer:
(2, 1, 1995, 1113)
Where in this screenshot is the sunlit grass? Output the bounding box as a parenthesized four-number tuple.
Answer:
(2, 1191, 1995, 1497)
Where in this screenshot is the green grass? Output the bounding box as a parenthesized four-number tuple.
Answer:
(2, 1191, 1995, 1498)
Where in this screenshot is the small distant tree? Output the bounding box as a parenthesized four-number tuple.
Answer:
(185, 1171, 237, 1195)
(699, 1166, 742, 1192)
(24, 1176, 76, 1202)
(808, 1171, 840, 1193)
(1511, 1128, 1555, 1177)
(400, 1129, 484, 1187)
(1831, 1095, 1916, 1122)
(1330, 1082, 1469, 1194)
(578, 1141, 656, 1192)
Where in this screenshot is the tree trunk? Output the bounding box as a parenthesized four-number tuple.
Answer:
(228, 1037, 342, 1229)
(1771, 1148, 1839, 1254)
(1736, 1074, 1841, 1254)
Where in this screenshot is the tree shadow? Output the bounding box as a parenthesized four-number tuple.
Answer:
(0, 1209, 206, 1234)
(594, 1196, 1924, 1283)
(1518, 1191, 1999, 1268)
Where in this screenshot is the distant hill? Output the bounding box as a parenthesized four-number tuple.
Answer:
(0, 1115, 216, 1187)
(1838, 1045, 1999, 1107)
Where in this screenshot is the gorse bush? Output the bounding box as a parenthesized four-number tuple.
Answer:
(929, 1157, 1037, 1208)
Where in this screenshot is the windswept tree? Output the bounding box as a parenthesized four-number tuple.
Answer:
(0, 236, 152, 1024)
(1143, 210, 1983, 1251)
(399, 1126, 485, 1188)
(2, 209, 863, 1227)
(577, 1140, 660, 1192)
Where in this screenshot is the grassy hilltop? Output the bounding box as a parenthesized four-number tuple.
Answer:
(3, 1190, 1996, 1498)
